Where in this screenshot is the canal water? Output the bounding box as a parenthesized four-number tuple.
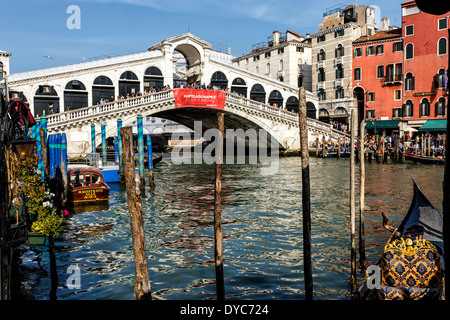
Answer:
(17, 156, 444, 300)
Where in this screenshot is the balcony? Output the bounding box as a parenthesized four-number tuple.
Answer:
(334, 57, 343, 67)
(317, 82, 326, 91)
(334, 79, 343, 88)
(384, 74, 403, 85)
(317, 61, 325, 70)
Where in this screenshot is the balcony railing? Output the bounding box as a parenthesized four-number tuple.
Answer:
(384, 74, 403, 84)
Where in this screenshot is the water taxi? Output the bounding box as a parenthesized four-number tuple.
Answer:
(67, 167, 110, 204)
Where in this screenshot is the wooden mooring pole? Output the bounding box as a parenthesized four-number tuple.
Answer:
(358, 119, 366, 268)
(120, 126, 151, 300)
(298, 86, 313, 300)
(442, 27, 450, 299)
(350, 108, 357, 296)
(214, 112, 225, 301)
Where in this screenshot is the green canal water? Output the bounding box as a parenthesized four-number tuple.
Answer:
(16, 156, 444, 300)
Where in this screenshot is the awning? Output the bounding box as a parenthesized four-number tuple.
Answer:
(365, 120, 400, 130)
(418, 119, 447, 132)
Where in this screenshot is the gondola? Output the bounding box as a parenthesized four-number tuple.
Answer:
(404, 153, 444, 165)
(358, 179, 444, 300)
(144, 154, 163, 167)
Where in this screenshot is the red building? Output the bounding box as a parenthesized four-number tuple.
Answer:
(352, 27, 404, 128)
(401, 0, 448, 131)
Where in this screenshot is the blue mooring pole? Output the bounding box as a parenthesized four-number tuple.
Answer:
(117, 117, 124, 184)
(146, 134, 155, 189)
(137, 112, 145, 193)
(101, 123, 107, 167)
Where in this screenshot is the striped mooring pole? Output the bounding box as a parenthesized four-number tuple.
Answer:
(117, 117, 124, 184)
(35, 117, 44, 180)
(91, 122, 96, 165)
(137, 112, 145, 192)
(146, 134, 155, 189)
(40, 111, 47, 145)
(101, 123, 107, 167)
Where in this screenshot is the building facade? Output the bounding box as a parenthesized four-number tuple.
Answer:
(311, 4, 377, 129)
(0, 50, 12, 81)
(352, 26, 404, 124)
(232, 30, 313, 97)
(401, 0, 448, 130)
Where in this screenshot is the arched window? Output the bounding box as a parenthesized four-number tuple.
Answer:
(420, 98, 430, 117)
(438, 38, 447, 55)
(405, 43, 414, 59)
(436, 97, 446, 116)
(404, 100, 413, 117)
(437, 69, 446, 88)
(405, 72, 415, 91)
(335, 44, 344, 57)
(279, 60, 283, 71)
(318, 49, 326, 61)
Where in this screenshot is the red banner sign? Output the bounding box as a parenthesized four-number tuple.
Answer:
(173, 89, 226, 110)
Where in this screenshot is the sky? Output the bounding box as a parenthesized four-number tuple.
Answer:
(1, 0, 404, 74)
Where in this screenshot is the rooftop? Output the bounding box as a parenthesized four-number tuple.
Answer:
(353, 28, 402, 44)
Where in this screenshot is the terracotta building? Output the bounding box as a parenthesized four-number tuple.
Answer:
(401, 0, 448, 132)
(352, 24, 404, 132)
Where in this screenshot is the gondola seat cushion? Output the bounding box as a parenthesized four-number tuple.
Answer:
(379, 237, 442, 300)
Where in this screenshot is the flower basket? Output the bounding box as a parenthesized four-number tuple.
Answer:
(28, 231, 46, 247)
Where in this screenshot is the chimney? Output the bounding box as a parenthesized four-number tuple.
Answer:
(380, 17, 390, 31)
(273, 31, 280, 46)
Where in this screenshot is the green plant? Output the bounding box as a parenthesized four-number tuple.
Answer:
(18, 156, 64, 237)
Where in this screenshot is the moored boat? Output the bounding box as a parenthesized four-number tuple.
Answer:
(67, 167, 110, 204)
(404, 153, 444, 165)
(358, 179, 444, 300)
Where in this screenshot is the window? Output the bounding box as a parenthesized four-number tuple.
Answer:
(335, 29, 344, 37)
(404, 100, 413, 117)
(296, 47, 304, 53)
(354, 47, 362, 57)
(318, 91, 326, 101)
(335, 88, 344, 99)
(317, 34, 325, 43)
(405, 72, 415, 91)
(405, 25, 414, 36)
(376, 44, 384, 55)
(278, 48, 284, 54)
(377, 65, 384, 78)
(335, 44, 344, 57)
(437, 69, 446, 88)
(393, 42, 403, 52)
(405, 43, 414, 59)
(318, 49, 326, 61)
(265, 52, 271, 58)
(393, 108, 403, 118)
(438, 18, 447, 30)
(394, 89, 402, 100)
(367, 46, 375, 56)
(436, 97, 446, 116)
(366, 92, 375, 102)
(266, 63, 270, 74)
(336, 66, 344, 79)
(0, 62, 3, 81)
(438, 38, 447, 55)
(420, 98, 430, 117)
(318, 70, 326, 82)
(366, 109, 376, 119)
(279, 60, 284, 71)
(253, 55, 260, 62)
(354, 68, 361, 81)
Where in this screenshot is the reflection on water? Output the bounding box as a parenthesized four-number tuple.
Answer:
(17, 157, 444, 300)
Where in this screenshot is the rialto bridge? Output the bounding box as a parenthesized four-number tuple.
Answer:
(5, 33, 350, 154)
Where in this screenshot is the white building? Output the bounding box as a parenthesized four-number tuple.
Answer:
(231, 30, 312, 111)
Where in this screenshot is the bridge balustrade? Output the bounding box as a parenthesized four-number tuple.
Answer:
(45, 89, 349, 142)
